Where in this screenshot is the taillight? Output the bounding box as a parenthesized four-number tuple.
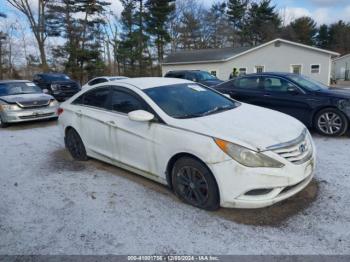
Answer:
(57, 107, 64, 116)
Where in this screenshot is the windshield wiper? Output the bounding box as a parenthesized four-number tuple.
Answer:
(199, 105, 235, 116)
(175, 105, 235, 119)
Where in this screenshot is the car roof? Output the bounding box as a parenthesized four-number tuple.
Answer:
(108, 77, 192, 90)
(166, 70, 204, 73)
(241, 72, 297, 77)
(0, 80, 31, 83)
(37, 73, 68, 76)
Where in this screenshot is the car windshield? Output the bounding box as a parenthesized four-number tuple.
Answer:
(144, 83, 239, 119)
(195, 71, 218, 81)
(288, 75, 329, 91)
(42, 74, 70, 81)
(0, 82, 42, 96)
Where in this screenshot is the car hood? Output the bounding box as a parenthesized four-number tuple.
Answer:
(168, 103, 305, 151)
(315, 87, 350, 99)
(0, 93, 53, 104)
(199, 79, 224, 87)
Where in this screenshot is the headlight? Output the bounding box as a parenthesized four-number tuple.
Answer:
(0, 104, 21, 111)
(49, 100, 59, 107)
(214, 138, 284, 168)
(51, 84, 60, 91)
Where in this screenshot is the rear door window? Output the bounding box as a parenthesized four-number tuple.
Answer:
(234, 76, 262, 90)
(75, 87, 110, 109)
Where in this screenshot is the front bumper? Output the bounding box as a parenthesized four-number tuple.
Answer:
(1, 106, 58, 123)
(208, 150, 316, 209)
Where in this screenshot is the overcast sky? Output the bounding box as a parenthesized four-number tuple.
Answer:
(109, 0, 350, 25)
(1, 0, 350, 25)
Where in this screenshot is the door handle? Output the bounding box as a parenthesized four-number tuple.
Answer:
(105, 120, 118, 127)
(76, 110, 83, 117)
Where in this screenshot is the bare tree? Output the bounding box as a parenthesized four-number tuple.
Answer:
(6, 0, 49, 71)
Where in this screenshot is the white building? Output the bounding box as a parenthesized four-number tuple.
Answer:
(332, 54, 350, 81)
(162, 38, 339, 85)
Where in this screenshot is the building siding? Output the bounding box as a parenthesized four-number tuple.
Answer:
(162, 42, 333, 85)
(332, 55, 350, 81)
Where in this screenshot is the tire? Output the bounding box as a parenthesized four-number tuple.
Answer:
(171, 157, 220, 211)
(314, 108, 348, 137)
(65, 128, 88, 161)
(0, 115, 9, 128)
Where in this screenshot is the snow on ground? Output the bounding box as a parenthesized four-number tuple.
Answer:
(0, 120, 349, 255)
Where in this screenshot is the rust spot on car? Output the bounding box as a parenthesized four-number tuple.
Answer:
(212, 179, 319, 227)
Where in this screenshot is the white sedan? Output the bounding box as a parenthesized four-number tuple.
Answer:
(58, 77, 315, 210)
(82, 76, 128, 89)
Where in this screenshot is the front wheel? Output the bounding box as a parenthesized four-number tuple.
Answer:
(172, 157, 220, 211)
(65, 128, 88, 161)
(315, 108, 348, 137)
(0, 115, 9, 128)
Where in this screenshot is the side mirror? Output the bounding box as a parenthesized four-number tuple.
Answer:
(43, 89, 49, 94)
(128, 110, 154, 122)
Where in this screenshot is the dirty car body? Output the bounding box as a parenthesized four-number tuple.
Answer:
(0, 80, 59, 127)
(59, 77, 316, 209)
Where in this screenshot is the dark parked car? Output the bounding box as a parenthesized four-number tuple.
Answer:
(33, 73, 81, 101)
(164, 70, 223, 87)
(214, 72, 350, 137)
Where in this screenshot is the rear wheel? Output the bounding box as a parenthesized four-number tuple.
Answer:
(0, 116, 9, 128)
(65, 128, 88, 161)
(172, 157, 220, 211)
(315, 108, 348, 137)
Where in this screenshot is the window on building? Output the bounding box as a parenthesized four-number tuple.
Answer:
(311, 64, 320, 74)
(291, 65, 302, 74)
(255, 66, 264, 73)
(239, 68, 247, 76)
(210, 70, 217, 76)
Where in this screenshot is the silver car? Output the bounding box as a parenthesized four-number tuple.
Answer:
(0, 80, 59, 127)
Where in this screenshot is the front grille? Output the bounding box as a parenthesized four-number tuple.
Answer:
(19, 112, 54, 119)
(58, 84, 79, 91)
(17, 100, 50, 108)
(267, 129, 313, 165)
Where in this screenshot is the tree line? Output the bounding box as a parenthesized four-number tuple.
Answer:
(0, 0, 350, 82)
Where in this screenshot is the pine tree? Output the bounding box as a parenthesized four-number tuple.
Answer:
(290, 16, 317, 45)
(316, 24, 330, 49)
(145, 0, 175, 65)
(46, 0, 110, 82)
(246, 0, 281, 45)
(118, 0, 138, 76)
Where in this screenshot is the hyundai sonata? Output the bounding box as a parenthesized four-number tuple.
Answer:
(58, 77, 315, 210)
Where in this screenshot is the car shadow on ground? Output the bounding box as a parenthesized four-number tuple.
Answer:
(3, 118, 58, 131)
(50, 146, 320, 228)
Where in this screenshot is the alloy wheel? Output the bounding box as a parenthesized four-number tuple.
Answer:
(317, 112, 343, 135)
(175, 166, 209, 206)
(66, 130, 86, 160)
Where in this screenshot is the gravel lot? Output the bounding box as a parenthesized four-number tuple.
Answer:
(0, 120, 349, 255)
